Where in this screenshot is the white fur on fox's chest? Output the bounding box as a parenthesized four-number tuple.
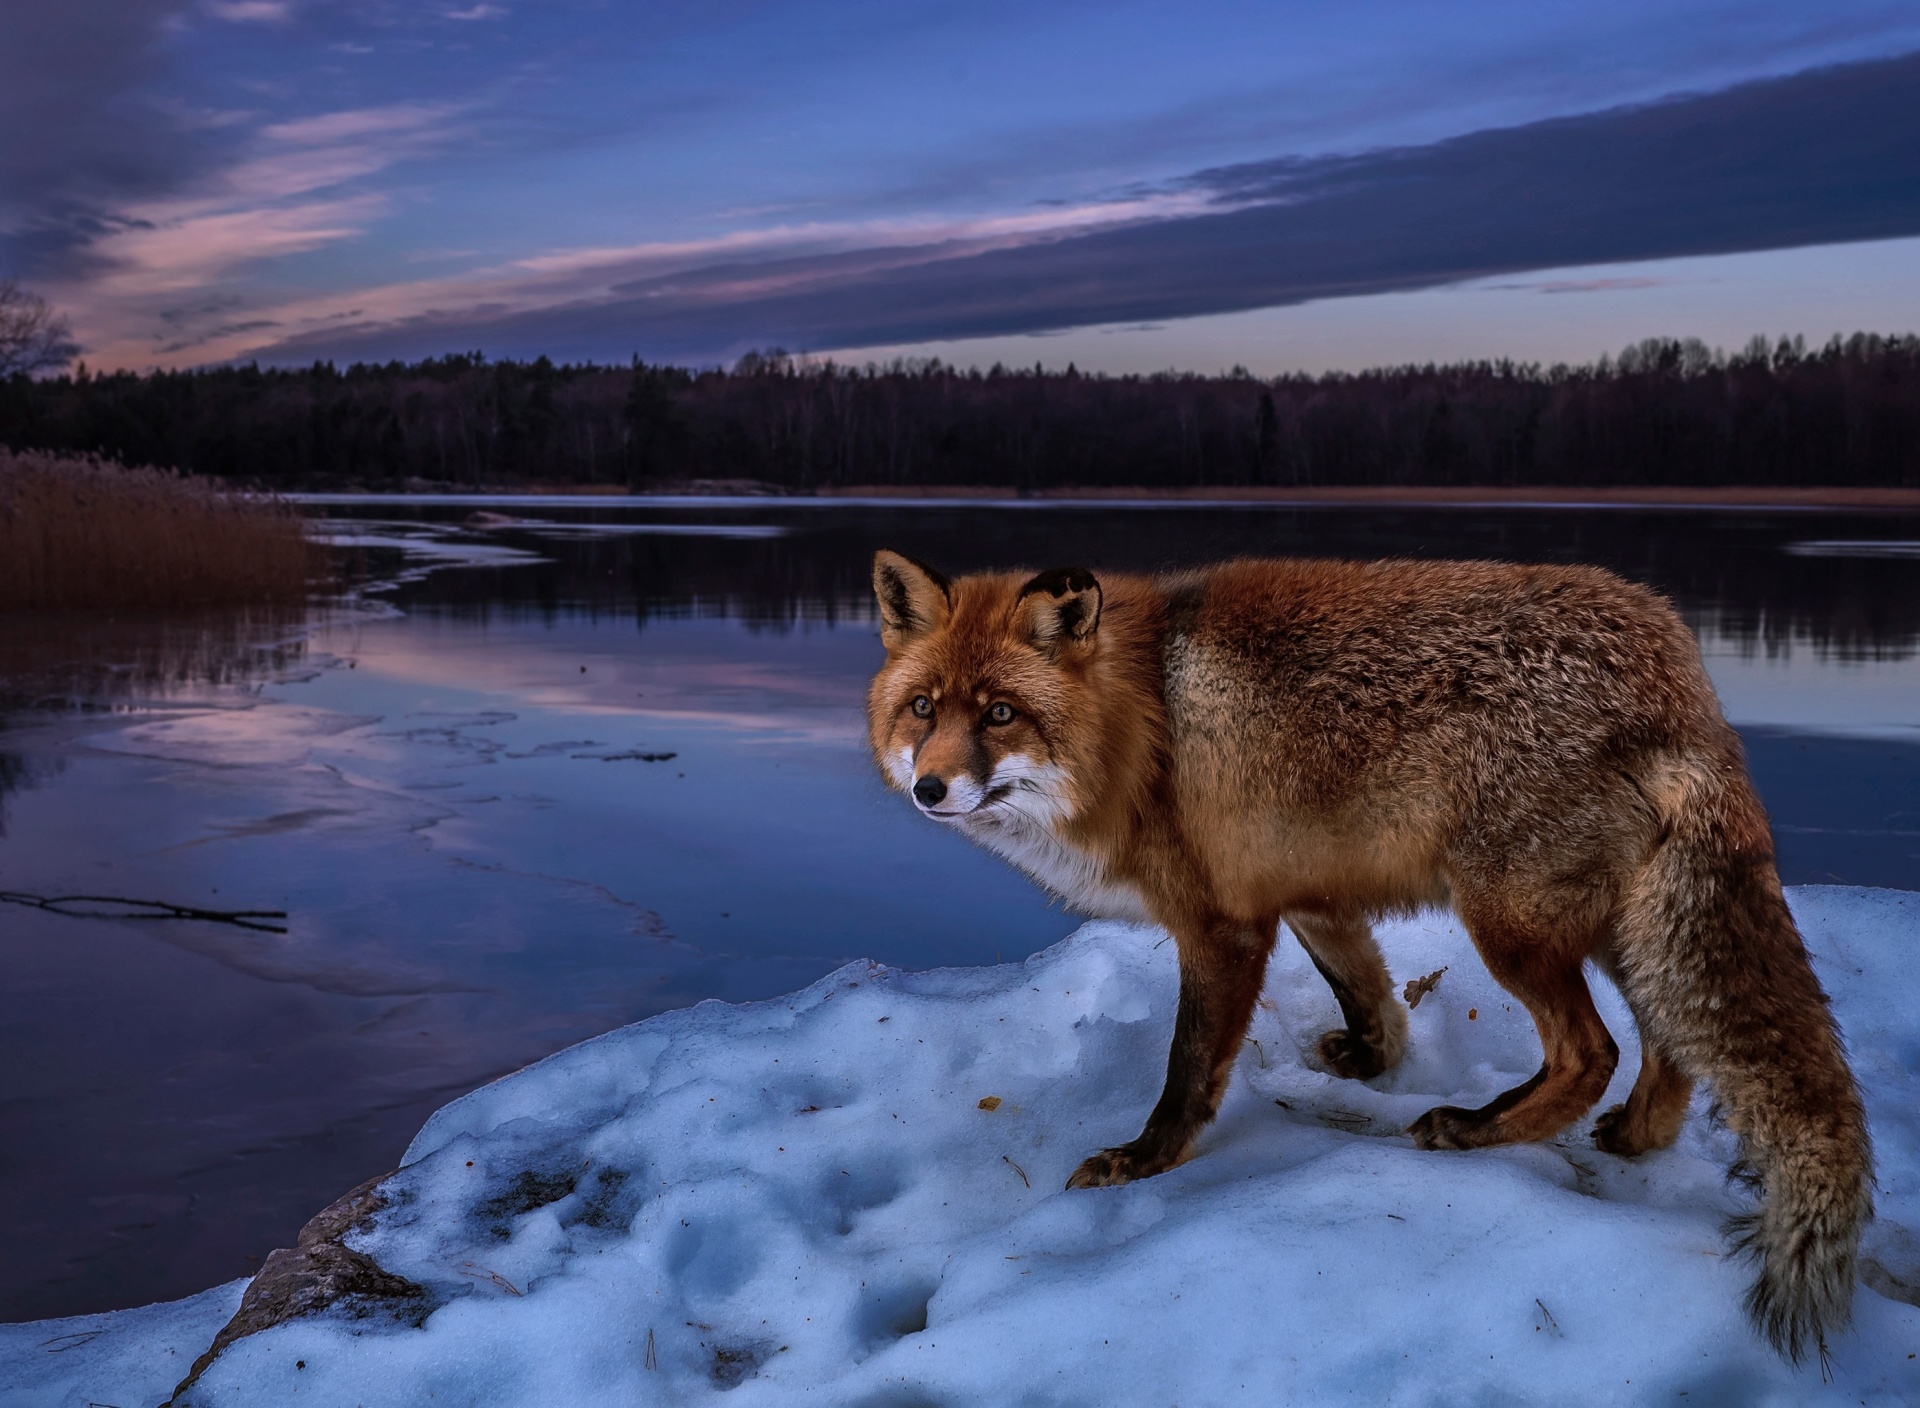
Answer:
(962, 813, 1152, 922)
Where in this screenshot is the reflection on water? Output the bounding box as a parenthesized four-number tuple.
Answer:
(0, 748, 56, 838)
(319, 497, 1920, 657)
(0, 606, 313, 713)
(1, 500, 1917, 1321)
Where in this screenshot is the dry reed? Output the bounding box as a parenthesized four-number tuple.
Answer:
(0, 448, 322, 609)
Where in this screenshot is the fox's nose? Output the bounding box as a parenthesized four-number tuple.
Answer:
(912, 775, 948, 807)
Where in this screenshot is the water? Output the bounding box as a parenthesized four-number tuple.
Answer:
(1, 498, 1917, 1321)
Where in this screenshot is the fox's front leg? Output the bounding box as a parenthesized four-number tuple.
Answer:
(1067, 916, 1277, 1189)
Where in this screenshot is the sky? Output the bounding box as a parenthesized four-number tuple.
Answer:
(5, 1, 1920, 374)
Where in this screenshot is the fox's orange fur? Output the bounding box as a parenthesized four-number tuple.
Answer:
(867, 550, 1871, 1366)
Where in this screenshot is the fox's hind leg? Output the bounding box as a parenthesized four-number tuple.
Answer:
(1408, 903, 1619, 1151)
(1592, 1041, 1691, 1156)
(1284, 911, 1407, 1080)
(1067, 914, 1278, 1189)
(1590, 950, 1694, 1156)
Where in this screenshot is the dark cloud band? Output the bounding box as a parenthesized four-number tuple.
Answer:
(0, 2, 212, 276)
(252, 49, 1920, 365)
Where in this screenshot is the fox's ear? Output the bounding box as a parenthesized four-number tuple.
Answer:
(873, 550, 952, 649)
(1016, 566, 1102, 654)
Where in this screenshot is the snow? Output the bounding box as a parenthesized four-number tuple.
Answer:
(0, 1280, 245, 1408)
(8, 887, 1920, 1407)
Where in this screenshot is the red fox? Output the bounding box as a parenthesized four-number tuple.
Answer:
(867, 549, 1871, 1365)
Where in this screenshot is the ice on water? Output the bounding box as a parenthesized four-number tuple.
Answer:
(7, 887, 1918, 1407)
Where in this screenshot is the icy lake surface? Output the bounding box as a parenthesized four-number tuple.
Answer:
(1, 498, 1917, 1329)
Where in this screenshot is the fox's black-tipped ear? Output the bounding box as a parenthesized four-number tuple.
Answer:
(1016, 566, 1102, 654)
(873, 550, 952, 649)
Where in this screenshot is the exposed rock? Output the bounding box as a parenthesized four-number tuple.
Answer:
(163, 1173, 431, 1406)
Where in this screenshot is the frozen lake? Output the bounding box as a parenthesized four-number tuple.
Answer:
(1, 498, 1917, 1321)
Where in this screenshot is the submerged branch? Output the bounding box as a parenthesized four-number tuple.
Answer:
(0, 890, 289, 933)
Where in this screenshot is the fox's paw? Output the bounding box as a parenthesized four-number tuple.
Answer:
(1407, 1104, 1500, 1151)
(1318, 1028, 1388, 1080)
(1592, 1102, 1662, 1157)
(1065, 1139, 1181, 1190)
(1591, 1103, 1637, 1156)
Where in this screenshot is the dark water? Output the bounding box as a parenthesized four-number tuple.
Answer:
(1, 498, 1917, 1322)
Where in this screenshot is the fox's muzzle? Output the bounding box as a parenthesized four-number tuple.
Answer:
(911, 768, 993, 818)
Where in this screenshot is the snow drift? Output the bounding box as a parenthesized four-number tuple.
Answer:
(5, 887, 1918, 1407)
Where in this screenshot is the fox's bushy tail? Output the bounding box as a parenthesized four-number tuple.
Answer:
(1614, 751, 1873, 1366)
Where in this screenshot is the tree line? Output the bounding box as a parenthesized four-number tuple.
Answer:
(3, 333, 1918, 490)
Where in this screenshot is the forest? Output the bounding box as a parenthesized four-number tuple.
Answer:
(2, 333, 1918, 491)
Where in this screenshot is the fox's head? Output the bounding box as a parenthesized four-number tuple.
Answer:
(866, 550, 1104, 835)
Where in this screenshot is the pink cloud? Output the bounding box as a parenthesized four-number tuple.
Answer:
(205, 1, 292, 21)
(61, 180, 1219, 367)
(262, 103, 458, 147)
(86, 197, 385, 295)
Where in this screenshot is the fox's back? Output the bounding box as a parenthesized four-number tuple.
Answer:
(1162, 558, 1722, 791)
(1152, 558, 1734, 908)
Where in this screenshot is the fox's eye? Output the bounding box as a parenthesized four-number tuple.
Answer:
(910, 695, 933, 718)
(986, 701, 1016, 726)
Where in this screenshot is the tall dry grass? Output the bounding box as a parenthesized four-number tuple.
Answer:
(0, 448, 322, 609)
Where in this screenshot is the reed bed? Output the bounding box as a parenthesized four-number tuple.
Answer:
(0, 448, 321, 608)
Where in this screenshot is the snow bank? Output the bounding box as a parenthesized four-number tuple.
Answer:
(0, 1281, 244, 1408)
(9, 888, 1920, 1407)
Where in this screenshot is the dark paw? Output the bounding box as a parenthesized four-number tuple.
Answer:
(1065, 1139, 1181, 1190)
(1318, 1028, 1386, 1080)
(1407, 1104, 1496, 1151)
(1592, 1103, 1646, 1157)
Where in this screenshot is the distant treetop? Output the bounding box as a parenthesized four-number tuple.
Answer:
(2, 332, 1916, 492)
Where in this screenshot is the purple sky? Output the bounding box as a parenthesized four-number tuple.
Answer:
(6, 1, 1920, 373)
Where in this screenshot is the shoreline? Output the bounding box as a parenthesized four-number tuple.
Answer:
(292, 483, 1920, 512)
(822, 483, 1920, 509)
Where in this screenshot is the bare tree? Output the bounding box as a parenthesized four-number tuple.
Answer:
(0, 280, 79, 376)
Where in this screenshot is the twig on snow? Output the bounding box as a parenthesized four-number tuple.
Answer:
(457, 1262, 523, 1296)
